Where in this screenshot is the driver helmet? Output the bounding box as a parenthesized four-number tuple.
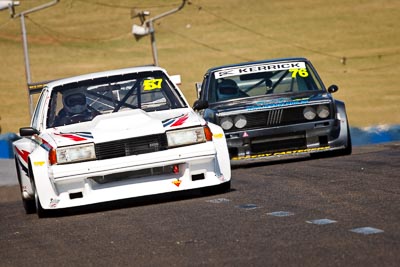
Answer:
(62, 88, 87, 114)
(217, 79, 239, 101)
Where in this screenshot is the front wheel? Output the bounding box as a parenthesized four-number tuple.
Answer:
(33, 182, 47, 218)
(201, 181, 231, 196)
(23, 198, 36, 214)
(330, 123, 352, 156)
(15, 158, 36, 214)
(218, 181, 231, 193)
(311, 125, 352, 158)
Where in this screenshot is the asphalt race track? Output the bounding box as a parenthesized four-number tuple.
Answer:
(0, 142, 399, 266)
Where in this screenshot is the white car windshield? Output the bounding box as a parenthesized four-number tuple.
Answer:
(47, 70, 186, 127)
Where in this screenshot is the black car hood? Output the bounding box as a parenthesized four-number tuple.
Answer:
(208, 91, 332, 113)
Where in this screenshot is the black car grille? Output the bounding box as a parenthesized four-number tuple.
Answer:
(95, 134, 168, 160)
(250, 133, 307, 153)
(221, 105, 331, 132)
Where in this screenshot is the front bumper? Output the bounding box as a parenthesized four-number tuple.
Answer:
(36, 142, 229, 210)
(225, 119, 346, 162)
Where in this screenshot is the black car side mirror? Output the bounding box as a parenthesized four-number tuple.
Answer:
(327, 84, 339, 93)
(19, 127, 40, 137)
(193, 100, 209, 111)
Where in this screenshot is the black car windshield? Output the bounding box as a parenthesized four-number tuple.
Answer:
(47, 71, 187, 127)
(207, 61, 324, 103)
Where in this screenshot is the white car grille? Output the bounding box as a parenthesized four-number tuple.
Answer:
(95, 134, 168, 160)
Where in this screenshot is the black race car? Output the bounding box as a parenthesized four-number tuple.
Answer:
(193, 57, 352, 164)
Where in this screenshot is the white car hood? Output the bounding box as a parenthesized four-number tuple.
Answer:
(46, 108, 204, 147)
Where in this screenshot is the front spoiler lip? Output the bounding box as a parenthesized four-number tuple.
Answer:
(39, 152, 225, 210)
(223, 119, 346, 163)
(230, 145, 345, 164)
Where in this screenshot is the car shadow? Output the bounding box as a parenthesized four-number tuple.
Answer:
(44, 183, 233, 218)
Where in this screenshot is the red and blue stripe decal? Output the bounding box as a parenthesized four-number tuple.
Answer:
(15, 147, 30, 164)
(54, 132, 93, 141)
(163, 114, 189, 128)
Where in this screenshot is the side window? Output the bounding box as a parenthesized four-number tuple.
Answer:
(206, 75, 218, 103)
(31, 90, 48, 131)
(46, 90, 62, 128)
(200, 79, 207, 100)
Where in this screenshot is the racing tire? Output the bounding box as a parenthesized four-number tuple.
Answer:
(33, 182, 47, 218)
(219, 180, 231, 193)
(330, 124, 353, 156)
(336, 130, 352, 156)
(311, 124, 352, 158)
(15, 158, 36, 214)
(23, 198, 36, 214)
(202, 181, 231, 196)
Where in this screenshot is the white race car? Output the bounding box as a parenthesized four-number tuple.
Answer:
(13, 66, 231, 217)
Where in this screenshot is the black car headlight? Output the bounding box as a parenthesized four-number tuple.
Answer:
(317, 105, 330, 119)
(303, 106, 316, 120)
(220, 117, 234, 130)
(234, 115, 247, 129)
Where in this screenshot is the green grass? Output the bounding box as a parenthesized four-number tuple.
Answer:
(0, 0, 399, 133)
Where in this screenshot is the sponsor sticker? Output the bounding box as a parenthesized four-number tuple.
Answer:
(213, 133, 224, 139)
(172, 179, 181, 187)
(49, 198, 60, 208)
(214, 62, 306, 79)
(246, 99, 310, 111)
(54, 132, 90, 142)
(231, 146, 330, 160)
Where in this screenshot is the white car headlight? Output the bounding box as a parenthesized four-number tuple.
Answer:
(303, 106, 316, 120)
(220, 117, 233, 130)
(55, 143, 96, 164)
(167, 127, 207, 147)
(317, 105, 330, 119)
